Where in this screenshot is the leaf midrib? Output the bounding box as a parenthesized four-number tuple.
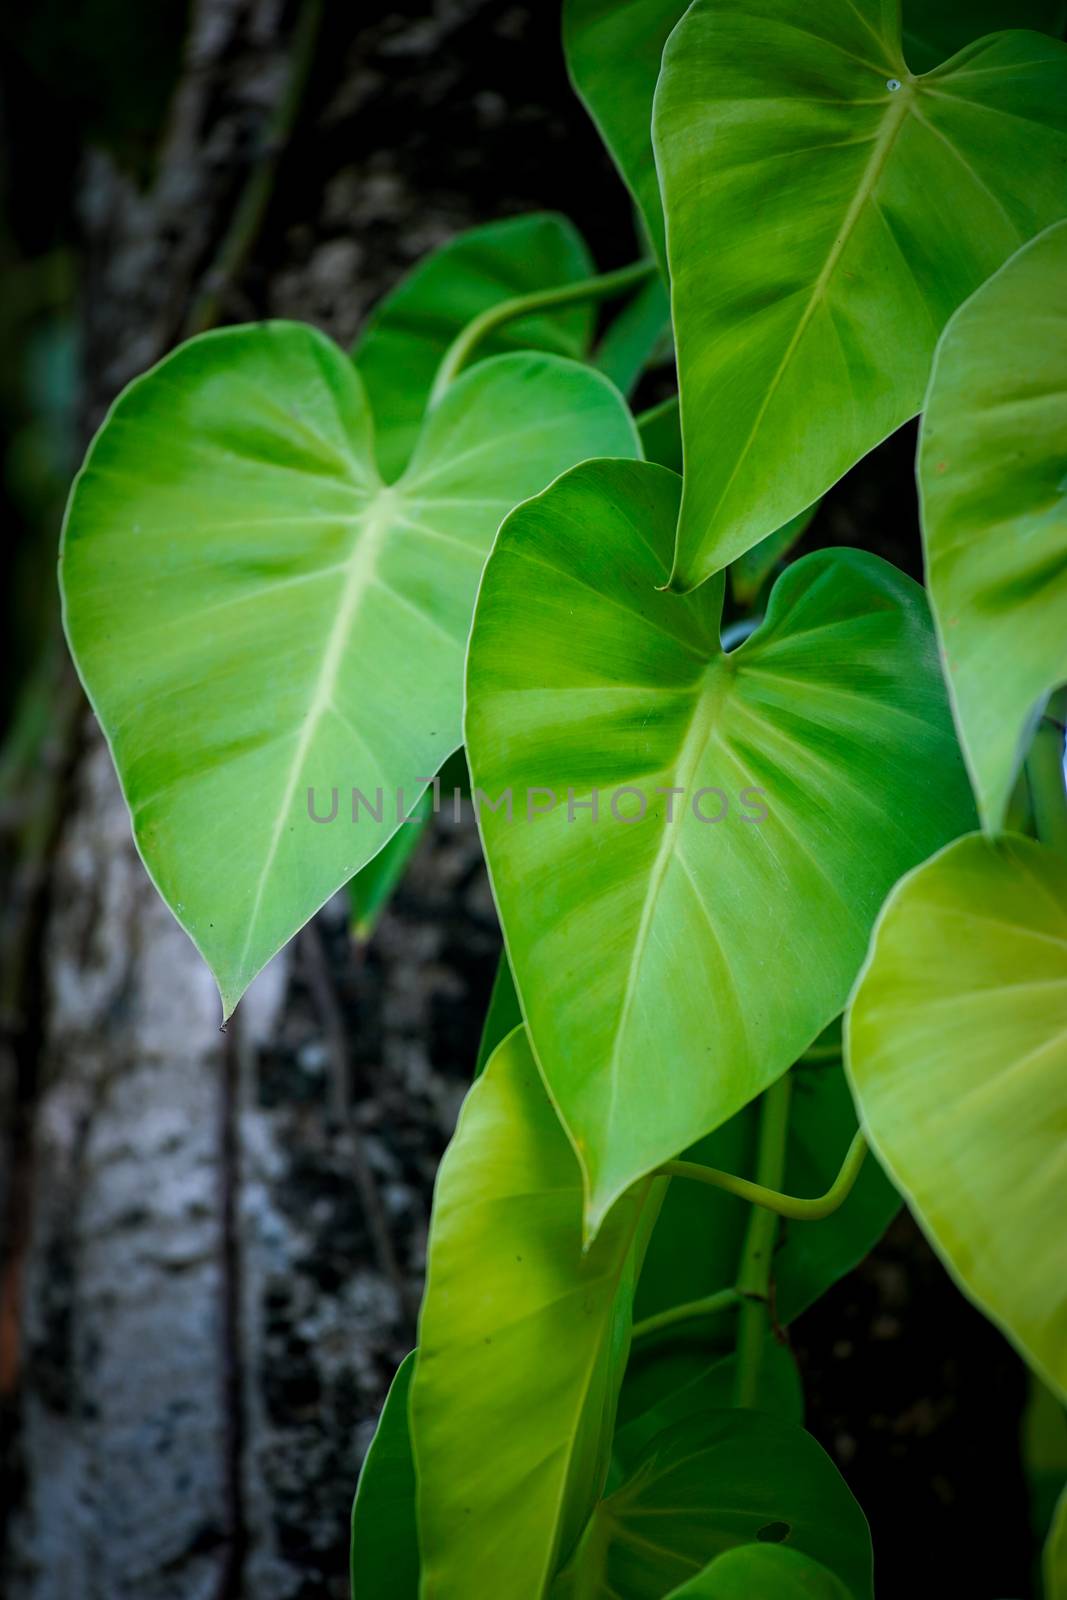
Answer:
(601, 657, 733, 1149)
(232, 483, 394, 996)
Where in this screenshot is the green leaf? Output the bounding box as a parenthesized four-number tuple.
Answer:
(592, 272, 672, 397)
(473, 949, 523, 1078)
(1048, 1484, 1067, 1600)
(730, 504, 819, 612)
(353, 212, 596, 482)
(348, 747, 468, 943)
(663, 1545, 854, 1600)
(633, 1056, 901, 1341)
(552, 1412, 874, 1600)
(350, 1351, 419, 1600)
(904, 0, 1067, 74)
(637, 395, 682, 473)
(846, 832, 1067, 1400)
(563, 0, 681, 264)
(616, 1338, 804, 1470)
(60, 325, 639, 1016)
(465, 458, 974, 1226)
(410, 1027, 661, 1598)
(919, 220, 1067, 831)
(348, 792, 431, 943)
(654, 0, 1067, 589)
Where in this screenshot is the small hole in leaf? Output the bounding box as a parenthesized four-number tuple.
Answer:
(886, 77, 901, 91)
(757, 1521, 791, 1543)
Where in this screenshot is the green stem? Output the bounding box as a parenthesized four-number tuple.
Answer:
(631, 1287, 740, 1344)
(733, 1075, 792, 1408)
(660, 1127, 867, 1222)
(428, 259, 657, 406)
(1027, 687, 1067, 857)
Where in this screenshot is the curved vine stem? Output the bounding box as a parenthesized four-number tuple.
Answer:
(428, 259, 657, 406)
(1027, 687, 1067, 857)
(631, 1286, 740, 1344)
(659, 1125, 867, 1222)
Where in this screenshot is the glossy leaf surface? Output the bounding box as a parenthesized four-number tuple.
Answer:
(353, 212, 595, 481)
(552, 1412, 873, 1599)
(920, 220, 1067, 830)
(563, 0, 1062, 287)
(410, 1028, 659, 1598)
(466, 459, 973, 1225)
(664, 1545, 854, 1600)
(61, 325, 638, 1015)
(350, 1351, 419, 1599)
(654, 0, 1067, 588)
(847, 832, 1067, 1399)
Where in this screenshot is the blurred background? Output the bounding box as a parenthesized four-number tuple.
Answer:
(0, 3, 1061, 1597)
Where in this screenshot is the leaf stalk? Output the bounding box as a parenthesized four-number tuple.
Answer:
(428, 259, 657, 405)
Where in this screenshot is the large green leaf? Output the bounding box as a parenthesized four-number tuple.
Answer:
(350, 1351, 419, 1600)
(465, 458, 973, 1226)
(552, 1412, 874, 1599)
(60, 325, 638, 1015)
(352, 212, 595, 481)
(632, 1056, 901, 1340)
(410, 1027, 660, 1599)
(653, 0, 1067, 590)
(564, 0, 1065, 290)
(664, 1545, 854, 1600)
(846, 832, 1067, 1400)
(563, 0, 680, 264)
(919, 220, 1067, 831)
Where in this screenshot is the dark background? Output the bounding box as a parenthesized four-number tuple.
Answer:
(0, 3, 1058, 1597)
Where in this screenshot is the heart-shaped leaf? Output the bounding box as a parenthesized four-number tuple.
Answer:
(465, 458, 974, 1226)
(350, 1351, 419, 1600)
(551, 1412, 873, 1600)
(410, 1027, 661, 1599)
(846, 832, 1067, 1399)
(664, 1545, 855, 1600)
(60, 325, 638, 1015)
(654, 0, 1067, 589)
(352, 211, 596, 482)
(920, 220, 1067, 830)
(564, 0, 1064, 294)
